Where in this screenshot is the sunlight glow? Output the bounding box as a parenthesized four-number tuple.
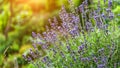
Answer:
(29, 0, 47, 4)
(16, 0, 47, 5)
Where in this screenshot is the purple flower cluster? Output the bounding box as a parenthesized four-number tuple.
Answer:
(22, 0, 119, 68)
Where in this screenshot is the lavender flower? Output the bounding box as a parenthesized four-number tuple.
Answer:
(78, 4, 84, 13)
(93, 57, 98, 63)
(108, 0, 112, 8)
(78, 43, 85, 51)
(101, 13, 106, 20)
(32, 44, 37, 49)
(69, 27, 79, 37)
(42, 57, 47, 63)
(97, 64, 105, 68)
(27, 56, 32, 62)
(53, 16, 58, 25)
(106, 8, 111, 12)
(85, 21, 92, 31)
(22, 0, 119, 67)
(96, 22, 103, 29)
(22, 54, 27, 61)
(81, 57, 90, 62)
(32, 32, 37, 38)
(109, 12, 114, 19)
(29, 49, 37, 58)
(37, 42, 44, 45)
(42, 44, 48, 49)
(59, 5, 68, 21)
(71, 15, 80, 24)
(101, 57, 107, 64)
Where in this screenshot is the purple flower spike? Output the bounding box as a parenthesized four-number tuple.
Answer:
(108, 0, 112, 8)
(42, 44, 48, 49)
(78, 4, 84, 13)
(32, 44, 37, 49)
(81, 57, 90, 62)
(109, 12, 114, 19)
(93, 57, 98, 63)
(37, 42, 44, 45)
(97, 64, 105, 68)
(29, 49, 38, 59)
(96, 22, 103, 29)
(78, 44, 85, 51)
(101, 57, 107, 64)
(101, 13, 106, 20)
(32, 32, 36, 38)
(53, 16, 58, 25)
(106, 8, 111, 12)
(22, 54, 27, 60)
(43, 57, 47, 63)
(85, 21, 92, 31)
(27, 56, 32, 62)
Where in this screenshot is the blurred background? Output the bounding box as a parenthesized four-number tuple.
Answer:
(0, 0, 82, 68)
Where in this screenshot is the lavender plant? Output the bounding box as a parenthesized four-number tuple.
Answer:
(23, 0, 120, 68)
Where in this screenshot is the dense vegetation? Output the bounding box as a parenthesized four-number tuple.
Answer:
(22, 0, 120, 68)
(0, 0, 120, 68)
(0, 0, 82, 68)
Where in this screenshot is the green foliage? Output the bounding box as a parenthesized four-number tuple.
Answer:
(22, 0, 120, 68)
(0, 0, 79, 68)
(113, 5, 120, 24)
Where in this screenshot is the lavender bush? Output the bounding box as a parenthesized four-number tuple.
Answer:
(23, 0, 120, 68)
